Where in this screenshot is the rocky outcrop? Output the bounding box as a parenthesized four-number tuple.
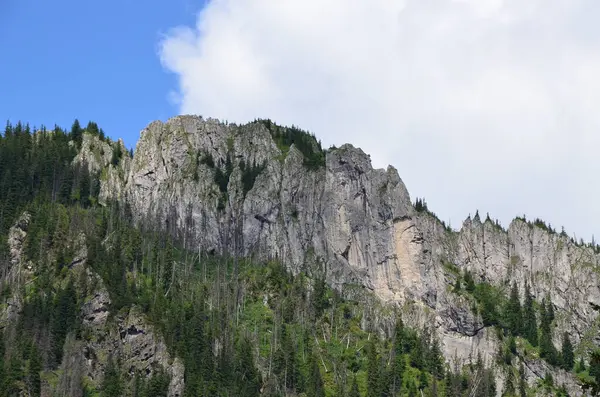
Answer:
(80, 272, 184, 397)
(7, 212, 31, 273)
(99, 115, 600, 395)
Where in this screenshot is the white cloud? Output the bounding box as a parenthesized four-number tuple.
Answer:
(159, 0, 600, 240)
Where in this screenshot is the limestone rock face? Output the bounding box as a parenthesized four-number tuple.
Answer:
(7, 212, 31, 271)
(80, 274, 184, 397)
(100, 115, 600, 394)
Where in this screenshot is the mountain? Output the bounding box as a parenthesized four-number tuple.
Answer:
(0, 117, 598, 396)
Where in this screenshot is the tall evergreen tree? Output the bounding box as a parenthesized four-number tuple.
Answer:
(307, 351, 325, 397)
(388, 317, 405, 396)
(70, 119, 83, 145)
(28, 343, 42, 397)
(539, 299, 558, 365)
(102, 355, 122, 397)
(506, 282, 522, 335)
(561, 332, 574, 371)
(522, 282, 538, 347)
(367, 339, 381, 397)
(235, 337, 260, 397)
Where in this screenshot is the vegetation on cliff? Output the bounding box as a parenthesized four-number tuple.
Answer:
(2, 120, 600, 397)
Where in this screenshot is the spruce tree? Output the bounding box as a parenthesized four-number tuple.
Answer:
(235, 337, 260, 397)
(308, 351, 325, 397)
(102, 355, 123, 397)
(506, 282, 522, 335)
(70, 119, 83, 145)
(522, 282, 538, 346)
(539, 299, 558, 365)
(388, 317, 406, 396)
(28, 344, 42, 397)
(561, 332, 574, 371)
(367, 339, 381, 397)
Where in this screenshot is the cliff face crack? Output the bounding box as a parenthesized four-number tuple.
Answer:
(341, 244, 350, 260)
(254, 214, 272, 224)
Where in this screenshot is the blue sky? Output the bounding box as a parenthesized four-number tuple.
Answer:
(0, 0, 203, 149)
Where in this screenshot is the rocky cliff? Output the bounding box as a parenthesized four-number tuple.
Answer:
(95, 115, 599, 395)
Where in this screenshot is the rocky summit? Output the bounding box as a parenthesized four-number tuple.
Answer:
(0, 116, 598, 396)
(93, 115, 600, 395)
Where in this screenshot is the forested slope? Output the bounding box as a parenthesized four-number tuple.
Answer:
(0, 120, 599, 396)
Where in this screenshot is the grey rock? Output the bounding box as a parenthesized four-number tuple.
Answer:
(98, 115, 600, 393)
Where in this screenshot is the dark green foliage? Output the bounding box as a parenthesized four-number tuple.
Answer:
(0, 121, 82, 255)
(111, 142, 123, 166)
(502, 367, 516, 396)
(200, 151, 214, 168)
(463, 270, 475, 293)
(533, 218, 555, 234)
(587, 349, 600, 394)
(235, 337, 261, 397)
(473, 282, 503, 327)
(256, 119, 325, 169)
(349, 375, 361, 397)
(413, 197, 453, 231)
(539, 299, 559, 366)
(518, 363, 527, 397)
(70, 119, 83, 145)
(561, 332, 574, 371)
(414, 197, 428, 213)
(133, 369, 170, 397)
(50, 278, 78, 367)
(308, 351, 325, 397)
(2, 118, 578, 396)
(453, 278, 461, 293)
(505, 282, 522, 336)
(522, 282, 538, 347)
(239, 160, 266, 197)
(387, 317, 406, 396)
(27, 344, 42, 397)
(311, 277, 329, 319)
(102, 355, 123, 397)
(366, 339, 381, 397)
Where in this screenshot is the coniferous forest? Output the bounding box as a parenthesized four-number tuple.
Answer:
(0, 121, 599, 396)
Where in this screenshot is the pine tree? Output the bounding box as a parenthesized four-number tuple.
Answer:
(506, 282, 522, 335)
(427, 336, 444, 379)
(307, 351, 325, 397)
(70, 119, 83, 145)
(591, 351, 600, 380)
(367, 339, 381, 397)
(102, 355, 122, 397)
(561, 332, 574, 371)
(539, 299, 558, 365)
(28, 343, 42, 397)
(522, 282, 538, 346)
(388, 317, 405, 396)
(236, 337, 260, 397)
